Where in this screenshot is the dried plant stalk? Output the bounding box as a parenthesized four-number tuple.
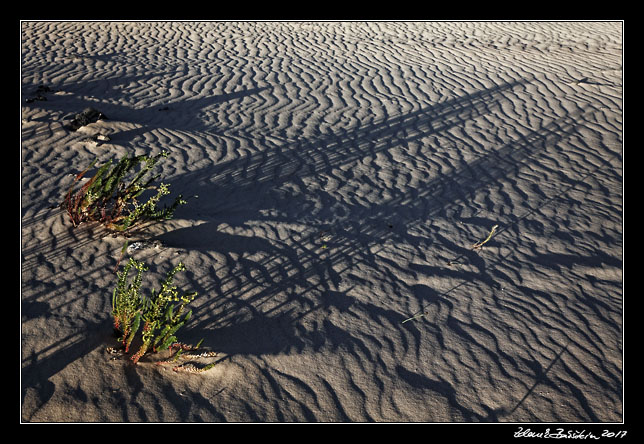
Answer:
(471, 224, 499, 250)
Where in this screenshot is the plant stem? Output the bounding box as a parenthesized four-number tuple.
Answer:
(471, 224, 499, 250)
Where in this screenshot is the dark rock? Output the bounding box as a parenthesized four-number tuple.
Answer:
(25, 95, 47, 103)
(66, 107, 108, 131)
(25, 85, 54, 103)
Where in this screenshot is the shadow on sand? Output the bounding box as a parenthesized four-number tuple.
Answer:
(22, 71, 619, 421)
(160, 77, 609, 362)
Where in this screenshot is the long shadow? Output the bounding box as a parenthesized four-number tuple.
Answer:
(21, 317, 113, 421)
(21, 72, 272, 216)
(504, 340, 572, 419)
(176, 97, 619, 420)
(169, 77, 531, 207)
(394, 340, 574, 421)
(22, 66, 272, 138)
(111, 85, 273, 141)
(165, 79, 605, 363)
(395, 364, 483, 421)
(24, 71, 617, 420)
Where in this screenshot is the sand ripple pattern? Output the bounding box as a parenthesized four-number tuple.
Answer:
(22, 22, 622, 422)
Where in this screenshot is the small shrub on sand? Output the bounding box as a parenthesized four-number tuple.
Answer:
(62, 151, 186, 233)
(112, 258, 198, 364)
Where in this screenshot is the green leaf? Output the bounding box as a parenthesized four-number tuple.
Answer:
(125, 311, 142, 351)
(158, 335, 178, 352)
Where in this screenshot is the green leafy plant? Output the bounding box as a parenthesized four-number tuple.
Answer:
(111, 257, 146, 352)
(112, 258, 199, 364)
(62, 151, 186, 233)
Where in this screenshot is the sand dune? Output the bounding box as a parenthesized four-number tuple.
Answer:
(21, 21, 622, 422)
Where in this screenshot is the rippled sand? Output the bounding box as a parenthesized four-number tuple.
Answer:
(21, 21, 622, 422)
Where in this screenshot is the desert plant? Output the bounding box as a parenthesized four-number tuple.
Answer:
(112, 258, 199, 364)
(62, 151, 186, 233)
(111, 258, 147, 352)
(471, 224, 500, 250)
(155, 341, 218, 373)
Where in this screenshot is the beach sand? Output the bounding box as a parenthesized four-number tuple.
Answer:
(21, 21, 623, 423)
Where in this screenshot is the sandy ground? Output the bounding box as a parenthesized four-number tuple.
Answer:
(21, 21, 623, 423)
